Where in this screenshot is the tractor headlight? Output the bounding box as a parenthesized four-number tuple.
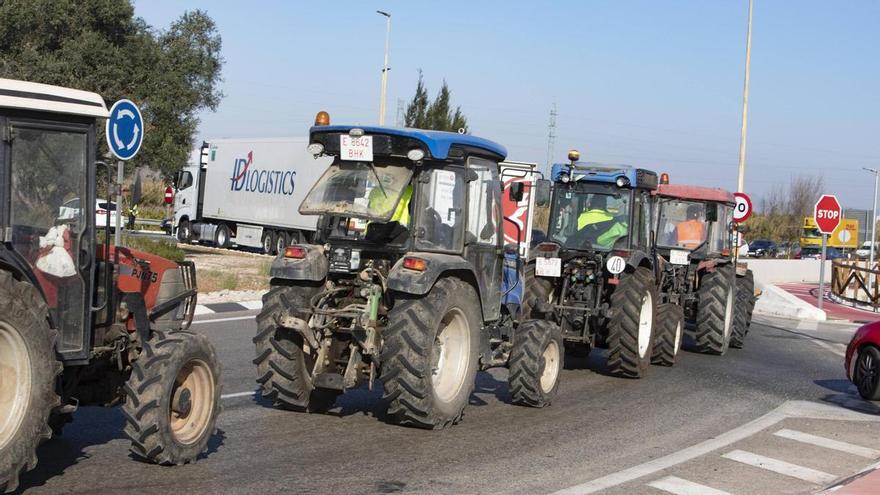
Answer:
(307, 143, 324, 157)
(616, 176, 630, 187)
(407, 148, 425, 162)
(561, 173, 571, 183)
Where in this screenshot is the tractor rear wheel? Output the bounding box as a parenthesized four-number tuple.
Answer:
(607, 267, 658, 378)
(381, 278, 480, 429)
(0, 272, 60, 493)
(122, 330, 221, 465)
(651, 303, 684, 367)
(253, 282, 337, 412)
(695, 264, 736, 355)
(508, 319, 563, 407)
(522, 262, 554, 319)
(730, 270, 755, 349)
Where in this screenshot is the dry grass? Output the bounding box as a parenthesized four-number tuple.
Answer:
(187, 250, 272, 293)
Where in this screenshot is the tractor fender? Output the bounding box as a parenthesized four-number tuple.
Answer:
(626, 250, 654, 271)
(269, 244, 328, 282)
(387, 253, 475, 296)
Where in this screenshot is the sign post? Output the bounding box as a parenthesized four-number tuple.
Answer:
(105, 99, 144, 246)
(814, 194, 842, 311)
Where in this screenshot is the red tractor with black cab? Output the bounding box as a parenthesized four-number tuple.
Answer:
(0, 79, 221, 492)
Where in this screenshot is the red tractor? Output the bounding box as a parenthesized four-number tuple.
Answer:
(651, 177, 756, 361)
(0, 79, 221, 492)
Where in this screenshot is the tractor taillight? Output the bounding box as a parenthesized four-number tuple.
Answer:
(284, 246, 307, 259)
(402, 257, 427, 271)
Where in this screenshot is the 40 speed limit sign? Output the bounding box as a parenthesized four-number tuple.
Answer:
(733, 192, 752, 223)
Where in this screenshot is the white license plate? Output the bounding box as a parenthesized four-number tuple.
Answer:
(535, 257, 562, 277)
(670, 249, 690, 265)
(340, 135, 373, 161)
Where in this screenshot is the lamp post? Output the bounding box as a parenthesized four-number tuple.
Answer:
(377, 10, 391, 125)
(736, 0, 754, 193)
(865, 167, 879, 295)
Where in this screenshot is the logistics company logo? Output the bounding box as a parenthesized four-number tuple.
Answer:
(229, 151, 296, 195)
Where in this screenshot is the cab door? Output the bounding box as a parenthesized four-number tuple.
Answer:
(3, 116, 95, 362)
(464, 156, 503, 322)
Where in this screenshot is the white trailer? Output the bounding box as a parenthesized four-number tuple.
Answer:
(173, 138, 330, 254)
(500, 161, 538, 258)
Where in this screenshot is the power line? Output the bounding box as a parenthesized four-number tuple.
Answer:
(395, 98, 405, 127)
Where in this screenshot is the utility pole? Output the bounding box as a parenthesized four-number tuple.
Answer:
(865, 168, 879, 295)
(395, 98, 405, 127)
(736, 0, 754, 193)
(377, 10, 391, 125)
(546, 102, 557, 177)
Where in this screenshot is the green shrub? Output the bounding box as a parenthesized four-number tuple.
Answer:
(121, 235, 186, 262)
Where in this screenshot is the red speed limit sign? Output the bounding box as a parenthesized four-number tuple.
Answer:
(733, 192, 752, 223)
(813, 194, 841, 234)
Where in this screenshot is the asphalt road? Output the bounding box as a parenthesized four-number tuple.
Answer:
(14, 312, 879, 495)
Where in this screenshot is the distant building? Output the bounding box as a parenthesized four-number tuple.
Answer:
(844, 208, 871, 244)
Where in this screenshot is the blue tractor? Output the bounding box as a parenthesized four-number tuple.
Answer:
(524, 150, 665, 378)
(254, 113, 563, 429)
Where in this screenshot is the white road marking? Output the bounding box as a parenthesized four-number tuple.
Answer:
(551, 401, 879, 495)
(221, 390, 256, 400)
(773, 428, 880, 459)
(192, 315, 256, 325)
(194, 305, 215, 315)
(647, 476, 733, 495)
(721, 449, 838, 484)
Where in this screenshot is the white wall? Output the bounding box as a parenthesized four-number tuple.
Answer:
(745, 259, 832, 287)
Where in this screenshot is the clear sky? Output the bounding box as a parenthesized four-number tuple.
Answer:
(134, 0, 880, 210)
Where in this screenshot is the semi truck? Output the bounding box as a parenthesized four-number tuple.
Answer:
(173, 138, 331, 254)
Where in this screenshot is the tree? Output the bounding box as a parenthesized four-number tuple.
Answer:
(0, 0, 223, 181)
(404, 71, 468, 132)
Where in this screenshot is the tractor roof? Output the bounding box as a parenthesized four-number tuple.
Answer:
(0, 78, 108, 119)
(310, 125, 507, 161)
(654, 183, 735, 204)
(551, 162, 658, 190)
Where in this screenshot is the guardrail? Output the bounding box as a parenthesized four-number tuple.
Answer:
(830, 260, 880, 310)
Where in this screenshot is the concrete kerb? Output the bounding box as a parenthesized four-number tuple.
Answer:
(754, 282, 827, 321)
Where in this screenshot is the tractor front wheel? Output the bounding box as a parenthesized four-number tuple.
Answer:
(695, 265, 736, 355)
(508, 320, 563, 407)
(123, 330, 221, 465)
(381, 278, 480, 429)
(730, 270, 756, 349)
(651, 303, 684, 367)
(0, 272, 60, 493)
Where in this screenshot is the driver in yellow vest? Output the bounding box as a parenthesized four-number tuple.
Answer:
(367, 184, 413, 242)
(577, 195, 627, 248)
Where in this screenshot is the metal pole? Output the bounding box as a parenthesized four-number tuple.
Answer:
(736, 0, 754, 193)
(818, 233, 827, 311)
(377, 11, 391, 125)
(869, 168, 878, 270)
(115, 160, 124, 247)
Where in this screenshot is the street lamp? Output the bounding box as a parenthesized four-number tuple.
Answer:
(377, 10, 391, 125)
(864, 167, 879, 277)
(736, 0, 754, 193)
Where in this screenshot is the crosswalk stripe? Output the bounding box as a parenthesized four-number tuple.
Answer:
(722, 450, 838, 484)
(647, 476, 733, 495)
(774, 429, 880, 459)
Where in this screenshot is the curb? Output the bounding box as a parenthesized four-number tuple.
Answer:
(754, 283, 827, 321)
(819, 462, 880, 494)
(194, 299, 263, 316)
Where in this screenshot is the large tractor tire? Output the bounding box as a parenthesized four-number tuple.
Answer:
(508, 320, 563, 407)
(521, 262, 554, 319)
(0, 272, 60, 493)
(694, 264, 736, 355)
(253, 282, 338, 412)
(607, 267, 658, 378)
(730, 270, 756, 349)
(122, 330, 221, 465)
(381, 278, 480, 429)
(651, 303, 684, 367)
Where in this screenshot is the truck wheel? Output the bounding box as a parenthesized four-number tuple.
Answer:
(509, 320, 563, 407)
(0, 272, 60, 493)
(274, 232, 290, 255)
(522, 262, 554, 318)
(607, 267, 657, 378)
(214, 224, 231, 248)
(122, 330, 221, 465)
(730, 270, 755, 349)
(854, 346, 880, 401)
(381, 278, 480, 429)
(253, 283, 337, 412)
(177, 219, 193, 243)
(695, 264, 735, 355)
(650, 303, 684, 367)
(261, 230, 276, 255)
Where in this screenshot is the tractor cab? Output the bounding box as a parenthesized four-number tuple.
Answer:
(653, 176, 735, 261)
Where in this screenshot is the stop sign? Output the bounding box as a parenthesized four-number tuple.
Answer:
(164, 186, 174, 205)
(814, 194, 841, 234)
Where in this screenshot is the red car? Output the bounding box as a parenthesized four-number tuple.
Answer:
(846, 321, 880, 400)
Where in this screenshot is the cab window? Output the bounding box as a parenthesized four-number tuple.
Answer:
(414, 167, 465, 252)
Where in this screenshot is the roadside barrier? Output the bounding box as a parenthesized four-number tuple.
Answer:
(830, 260, 880, 311)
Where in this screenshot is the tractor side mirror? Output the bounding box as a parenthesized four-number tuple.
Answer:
(508, 182, 524, 202)
(534, 179, 551, 207)
(705, 203, 718, 222)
